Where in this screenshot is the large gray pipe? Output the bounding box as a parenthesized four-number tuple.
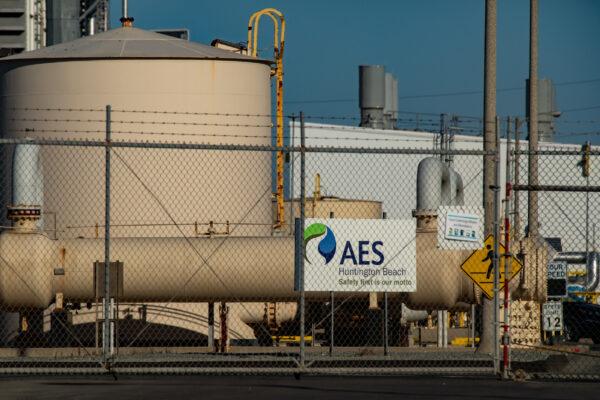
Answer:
(554, 251, 600, 292)
(400, 303, 428, 325)
(416, 157, 464, 211)
(359, 65, 385, 129)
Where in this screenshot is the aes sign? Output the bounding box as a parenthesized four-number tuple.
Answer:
(301, 218, 416, 292)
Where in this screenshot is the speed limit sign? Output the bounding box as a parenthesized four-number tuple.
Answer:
(542, 302, 563, 331)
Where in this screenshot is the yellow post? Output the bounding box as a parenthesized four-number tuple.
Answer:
(248, 9, 286, 229)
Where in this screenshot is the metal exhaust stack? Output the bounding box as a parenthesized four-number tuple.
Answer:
(359, 65, 385, 129)
(383, 73, 398, 129)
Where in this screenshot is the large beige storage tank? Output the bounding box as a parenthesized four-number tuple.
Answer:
(0, 27, 274, 239)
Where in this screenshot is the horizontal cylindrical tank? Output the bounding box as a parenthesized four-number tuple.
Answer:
(0, 232, 295, 308)
(0, 227, 477, 310)
(0, 27, 274, 238)
(278, 197, 383, 230)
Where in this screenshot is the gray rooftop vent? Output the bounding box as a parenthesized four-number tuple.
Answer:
(359, 65, 398, 130)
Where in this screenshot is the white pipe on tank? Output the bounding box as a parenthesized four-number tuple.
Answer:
(12, 143, 43, 228)
(416, 157, 465, 211)
(122, 0, 128, 18)
(88, 17, 96, 36)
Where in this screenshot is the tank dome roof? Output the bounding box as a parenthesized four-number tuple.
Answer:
(1, 27, 270, 64)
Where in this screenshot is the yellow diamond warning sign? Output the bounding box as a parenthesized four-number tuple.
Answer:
(460, 235, 523, 300)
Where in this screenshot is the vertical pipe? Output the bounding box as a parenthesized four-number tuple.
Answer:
(208, 302, 215, 351)
(88, 17, 96, 36)
(443, 311, 448, 348)
(299, 112, 306, 368)
(493, 117, 501, 374)
(437, 310, 443, 348)
(122, 0, 128, 18)
(219, 302, 228, 353)
(110, 298, 115, 356)
(586, 140, 591, 259)
(289, 115, 296, 235)
(103, 105, 111, 365)
(503, 117, 512, 379)
(528, 0, 539, 238)
(275, 50, 285, 228)
(480, 0, 497, 355)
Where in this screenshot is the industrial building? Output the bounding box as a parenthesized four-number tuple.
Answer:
(0, 2, 597, 379)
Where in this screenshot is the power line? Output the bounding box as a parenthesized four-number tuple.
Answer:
(286, 77, 600, 104)
(560, 105, 600, 113)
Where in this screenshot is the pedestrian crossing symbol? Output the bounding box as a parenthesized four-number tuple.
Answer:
(460, 235, 523, 299)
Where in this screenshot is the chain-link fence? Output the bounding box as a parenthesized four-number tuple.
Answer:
(510, 145, 600, 380)
(0, 110, 598, 379)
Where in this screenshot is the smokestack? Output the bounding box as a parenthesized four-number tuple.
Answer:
(383, 73, 399, 129)
(359, 65, 385, 129)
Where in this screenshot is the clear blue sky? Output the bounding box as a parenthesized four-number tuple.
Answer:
(111, 0, 600, 143)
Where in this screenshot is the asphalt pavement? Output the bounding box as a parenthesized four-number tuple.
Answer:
(0, 375, 597, 400)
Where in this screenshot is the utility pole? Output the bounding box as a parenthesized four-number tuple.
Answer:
(479, 0, 497, 355)
(527, 0, 539, 239)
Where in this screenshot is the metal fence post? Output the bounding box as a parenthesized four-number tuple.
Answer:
(503, 116, 513, 379)
(383, 291, 389, 356)
(299, 111, 306, 369)
(329, 211, 335, 357)
(103, 104, 112, 366)
(329, 291, 334, 356)
(492, 116, 501, 374)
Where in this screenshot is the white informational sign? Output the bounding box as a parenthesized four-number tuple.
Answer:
(444, 212, 480, 242)
(542, 302, 563, 331)
(303, 218, 416, 292)
(437, 206, 484, 250)
(547, 261, 567, 280)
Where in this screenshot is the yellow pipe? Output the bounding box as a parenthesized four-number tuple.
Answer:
(247, 8, 286, 229)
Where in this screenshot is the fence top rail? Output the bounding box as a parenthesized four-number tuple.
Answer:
(513, 149, 600, 156)
(0, 137, 492, 156)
